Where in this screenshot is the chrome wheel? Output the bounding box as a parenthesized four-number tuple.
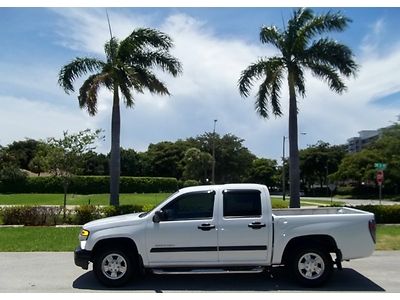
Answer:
(297, 252, 325, 280)
(101, 253, 128, 280)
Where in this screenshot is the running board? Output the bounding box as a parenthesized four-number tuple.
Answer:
(152, 266, 265, 275)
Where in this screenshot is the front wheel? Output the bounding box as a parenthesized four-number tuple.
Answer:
(93, 248, 136, 287)
(290, 248, 333, 287)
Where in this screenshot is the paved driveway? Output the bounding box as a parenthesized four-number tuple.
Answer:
(0, 251, 398, 292)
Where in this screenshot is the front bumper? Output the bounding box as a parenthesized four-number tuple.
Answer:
(74, 247, 92, 270)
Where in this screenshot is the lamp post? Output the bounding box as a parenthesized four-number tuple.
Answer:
(211, 119, 217, 185)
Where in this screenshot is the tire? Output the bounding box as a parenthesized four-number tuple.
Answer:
(290, 247, 333, 287)
(93, 248, 136, 287)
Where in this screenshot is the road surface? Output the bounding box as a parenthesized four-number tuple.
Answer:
(0, 251, 398, 292)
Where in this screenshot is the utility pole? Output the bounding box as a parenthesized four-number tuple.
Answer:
(211, 119, 217, 185)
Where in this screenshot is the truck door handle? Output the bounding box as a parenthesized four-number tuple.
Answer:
(198, 223, 216, 231)
(248, 222, 266, 229)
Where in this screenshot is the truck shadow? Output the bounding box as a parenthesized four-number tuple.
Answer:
(72, 267, 385, 292)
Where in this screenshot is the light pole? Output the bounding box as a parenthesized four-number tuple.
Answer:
(211, 119, 217, 185)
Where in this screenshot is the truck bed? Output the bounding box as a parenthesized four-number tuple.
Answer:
(272, 207, 369, 216)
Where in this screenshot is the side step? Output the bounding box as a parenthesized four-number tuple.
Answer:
(152, 266, 265, 275)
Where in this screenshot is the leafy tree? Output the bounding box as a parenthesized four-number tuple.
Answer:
(299, 141, 346, 189)
(332, 124, 400, 194)
(58, 28, 182, 206)
(244, 158, 279, 188)
(182, 147, 213, 182)
(120, 148, 141, 176)
(145, 141, 191, 178)
(191, 133, 256, 183)
(0, 147, 27, 183)
(6, 139, 41, 170)
(238, 8, 357, 207)
(45, 129, 103, 217)
(80, 151, 109, 175)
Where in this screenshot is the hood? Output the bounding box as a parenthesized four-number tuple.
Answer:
(83, 212, 144, 232)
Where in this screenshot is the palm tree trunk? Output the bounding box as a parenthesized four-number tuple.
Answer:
(109, 84, 121, 206)
(288, 72, 301, 208)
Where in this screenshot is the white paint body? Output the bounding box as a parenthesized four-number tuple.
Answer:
(81, 184, 375, 268)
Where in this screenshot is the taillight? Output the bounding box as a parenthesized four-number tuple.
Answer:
(369, 219, 376, 244)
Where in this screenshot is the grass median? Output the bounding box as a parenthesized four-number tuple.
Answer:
(0, 225, 398, 252)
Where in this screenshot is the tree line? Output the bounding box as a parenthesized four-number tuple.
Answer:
(2, 123, 399, 197)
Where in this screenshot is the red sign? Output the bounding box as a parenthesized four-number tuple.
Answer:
(377, 170, 384, 184)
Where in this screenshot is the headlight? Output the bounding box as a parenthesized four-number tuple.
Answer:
(79, 229, 90, 241)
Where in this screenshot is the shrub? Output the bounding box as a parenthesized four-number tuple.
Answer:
(1, 206, 62, 226)
(353, 205, 400, 224)
(75, 205, 102, 224)
(182, 180, 200, 188)
(100, 204, 150, 218)
(0, 176, 178, 194)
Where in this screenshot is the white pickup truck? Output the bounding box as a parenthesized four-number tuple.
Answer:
(74, 184, 376, 287)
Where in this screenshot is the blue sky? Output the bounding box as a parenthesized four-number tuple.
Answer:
(1, 6, 400, 162)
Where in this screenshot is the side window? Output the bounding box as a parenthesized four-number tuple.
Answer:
(161, 191, 215, 221)
(223, 190, 262, 218)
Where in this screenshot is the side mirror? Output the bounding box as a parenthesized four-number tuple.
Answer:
(153, 210, 164, 223)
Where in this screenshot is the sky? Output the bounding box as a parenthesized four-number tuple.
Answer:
(1, 4, 400, 163)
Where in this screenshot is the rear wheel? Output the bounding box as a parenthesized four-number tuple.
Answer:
(93, 248, 136, 287)
(290, 247, 333, 287)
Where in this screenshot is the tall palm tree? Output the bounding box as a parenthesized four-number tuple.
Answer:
(238, 8, 358, 208)
(59, 28, 182, 206)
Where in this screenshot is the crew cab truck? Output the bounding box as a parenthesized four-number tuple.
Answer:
(74, 184, 376, 287)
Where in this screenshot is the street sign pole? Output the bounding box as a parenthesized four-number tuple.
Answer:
(379, 183, 382, 205)
(376, 170, 384, 205)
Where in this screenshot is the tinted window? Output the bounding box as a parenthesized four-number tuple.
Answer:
(223, 190, 261, 218)
(162, 191, 215, 221)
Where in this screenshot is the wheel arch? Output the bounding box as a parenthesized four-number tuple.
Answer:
(281, 234, 339, 265)
(91, 237, 142, 265)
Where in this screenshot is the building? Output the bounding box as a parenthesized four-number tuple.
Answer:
(347, 130, 380, 153)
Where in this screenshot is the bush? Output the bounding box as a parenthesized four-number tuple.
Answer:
(1, 206, 62, 226)
(0, 176, 178, 194)
(353, 205, 400, 224)
(100, 205, 147, 218)
(182, 180, 200, 188)
(75, 205, 102, 224)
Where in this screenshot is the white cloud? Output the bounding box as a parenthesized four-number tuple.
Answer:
(2, 8, 400, 164)
(0, 95, 100, 146)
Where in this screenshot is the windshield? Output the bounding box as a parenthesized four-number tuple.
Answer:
(138, 191, 179, 218)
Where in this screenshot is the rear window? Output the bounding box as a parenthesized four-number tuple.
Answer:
(223, 190, 262, 218)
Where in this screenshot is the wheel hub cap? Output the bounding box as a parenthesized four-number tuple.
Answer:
(298, 252, 325, 280)
(102, 254, 127, 280)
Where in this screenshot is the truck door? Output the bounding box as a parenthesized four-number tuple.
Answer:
(146, 190, 218, 266)
(217, 189, 270, 264)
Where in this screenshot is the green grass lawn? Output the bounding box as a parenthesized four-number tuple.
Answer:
(376, 225, 400, 250)
(0, 224, 397, 252)
(0, 227, 81, 251)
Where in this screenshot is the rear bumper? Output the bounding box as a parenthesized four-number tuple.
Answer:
(74, 247, 92, 270)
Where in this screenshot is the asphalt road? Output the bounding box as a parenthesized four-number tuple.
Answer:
(0, 251, 399, 292)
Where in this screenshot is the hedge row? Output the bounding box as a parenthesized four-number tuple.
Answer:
(350, 205, 400, 224)
(2, 204, 399, 226)
(0, 204, 157, 226)
(0, 176, 179, 194)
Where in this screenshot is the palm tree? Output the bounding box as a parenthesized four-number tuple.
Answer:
(59, 28, 182, 206)
(238, 8, 358, 208)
